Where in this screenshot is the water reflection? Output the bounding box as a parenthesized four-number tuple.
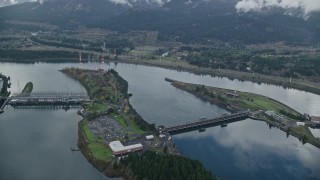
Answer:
(1, 62, 320, 180)
(174, 119, 320, 180)
(0, 107, 108, 180)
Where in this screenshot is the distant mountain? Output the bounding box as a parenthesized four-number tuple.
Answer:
(0, 0, 173, 26)
(0, 0, 133, 26)
(104, 0, 320, 44)
(1, 0, 319, 45)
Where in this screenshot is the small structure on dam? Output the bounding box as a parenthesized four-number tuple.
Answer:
(163, 111, 251, 135)
(9, 92, 90, 106)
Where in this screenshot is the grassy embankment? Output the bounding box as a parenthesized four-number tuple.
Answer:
(81, 118, 113, 162)
(0, 73, 9, 96)
(21, 82, 33, 94)
(168, 79, 320, 149)
(115, 56, 320, 96)
(61, 68, 218, 180)
(61, 68, 152, 169)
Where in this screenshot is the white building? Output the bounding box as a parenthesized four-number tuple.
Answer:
(159, 134, 166, 138)
(109, 140, 143, 155)
(296, 122, 305, 126)
(146, 135, 154, 140)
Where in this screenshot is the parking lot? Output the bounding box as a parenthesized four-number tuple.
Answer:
(87, 116, 128, 142)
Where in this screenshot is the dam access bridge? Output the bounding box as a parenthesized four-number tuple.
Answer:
(0, 92, 90, 113)
(163, 111, 251, 135)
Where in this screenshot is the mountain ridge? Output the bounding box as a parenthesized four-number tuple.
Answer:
(1, 0, 319, 45)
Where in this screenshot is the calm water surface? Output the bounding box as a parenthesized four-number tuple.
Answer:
(0, 62, 319, 180)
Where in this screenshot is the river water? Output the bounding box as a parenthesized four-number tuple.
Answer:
(0, 62, 319, 180)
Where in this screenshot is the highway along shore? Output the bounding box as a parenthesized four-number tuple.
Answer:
(113, 57, 320, 96)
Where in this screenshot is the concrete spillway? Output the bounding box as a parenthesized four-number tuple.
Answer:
(9, 92, 90, 106)
(164, 111, 251, 134)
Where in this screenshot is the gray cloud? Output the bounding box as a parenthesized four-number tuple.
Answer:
(0, 0, 170, 7)
(0, 0, 17, 6)
(235, 0, 320, 18)
(105, 0, 170, 6)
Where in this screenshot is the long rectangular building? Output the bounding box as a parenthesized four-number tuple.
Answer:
(109, 140, 143, 155)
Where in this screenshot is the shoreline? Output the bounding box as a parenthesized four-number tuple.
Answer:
(62, 68, 197, 179)
(77, 120, 126, 178)
(2, 57, 320, 95)
(65, 69, 144, 179)
(166, 78, 320, 149)
(114, 57, 320, 96)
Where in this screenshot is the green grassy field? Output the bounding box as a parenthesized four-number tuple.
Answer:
(290, 126, 320, 147)
(82, 120, 95, 142)
(171, 80, 320, 148)
(87, 103, 107, 113)
(81, 120, 113, 162)
(112, 113, 128, 128)
(129, 119, 145, 134)
(87, 143, 113, 162)
(62, 68, 155, 166)
(22, 82, 33, 94)
(189, 83, 299, 115)
(128, 50, 153, 56)
(231, 91, 296, 114)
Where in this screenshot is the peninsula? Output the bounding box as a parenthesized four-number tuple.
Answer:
(166, 78, 320, 149)
(0, 73, 11, 113)
(62, 68, 217, 179)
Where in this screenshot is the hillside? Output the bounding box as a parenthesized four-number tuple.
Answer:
(104, 0, 320, 44)
(0, 0, 320, 44)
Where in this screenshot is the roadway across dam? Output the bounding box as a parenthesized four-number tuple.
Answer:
(163, 111, 252, 135)
(0, 92, 90, 113)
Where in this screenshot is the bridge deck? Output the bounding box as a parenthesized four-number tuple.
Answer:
(164, 111, 251, 134)
(8, 92, 90, 106)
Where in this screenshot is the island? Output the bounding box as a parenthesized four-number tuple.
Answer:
(0, 73, 11, 113)
(62, 68, 217, 180)
(21, 82, 33, 94)
(166, 78, 320, 149)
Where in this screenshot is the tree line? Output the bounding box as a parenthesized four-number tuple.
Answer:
(0, 49, 86, 61)
(180, 46, 320, 78)
(120, 151, 217, 180)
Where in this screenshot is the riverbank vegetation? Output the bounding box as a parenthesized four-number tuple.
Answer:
(62, 68, 155, 134)
(63, 68, 151, 176)
(109, 54, 320, 96)
(21, 82, 33, 94)
(180, 46, 320, 79)
(168, 79, 320, 149)
(80, 119, 113, 162)
(0, 49, 87, 62)
(121, 151, 217, 180)
(170, 79, 303, 116)
(62, 68, 217, 179)
(0, 73, 9, 96)
(1, 27, 320, 96)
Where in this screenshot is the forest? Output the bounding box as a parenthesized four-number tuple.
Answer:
(1, 0, 320, 45)
(30, 37, 134, 54)
(180, 46, 320, 78)
(120, 151, 217, 180)
(0, 49, 86, 61)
